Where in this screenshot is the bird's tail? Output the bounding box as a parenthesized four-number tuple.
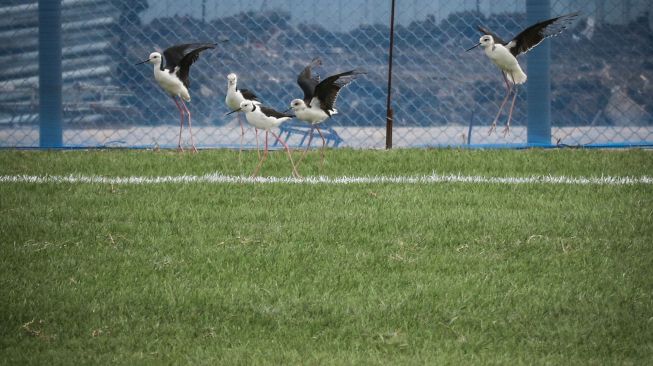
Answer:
(180, 89, 191, 102)
(507, 66, 527, 85)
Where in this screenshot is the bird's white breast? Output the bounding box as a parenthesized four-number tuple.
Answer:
(225, 88, 243, 111)
(154, 67, 190, 101)
(244, 110, 290, 130)
(295, 104, 330, 124)
(484, 44, 520, 71)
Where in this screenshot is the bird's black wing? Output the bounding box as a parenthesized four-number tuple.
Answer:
(162, 43, 208, 70)
(297, 57, 322, 103)
(163, 43, 216, 87)
(260, 106, 293, 119)
(314, 69, 365, 114)
(477, 26, 508, 45)
(507, 12, 579, 57)
(239, 88, 259, 101)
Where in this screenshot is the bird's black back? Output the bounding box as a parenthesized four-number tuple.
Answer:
(508, 12, 579, 57)
(314, 69, 365, 115)
(297, 57, 322, 104)
(259, 105, 293, 119)
(163, 43, 216, 87)
(239, 88, 259, 102)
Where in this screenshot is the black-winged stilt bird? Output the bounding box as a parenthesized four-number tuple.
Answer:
(289, 57, 364, 167)
(227, 100, 300, 178)
(136, 43, 217, 152)
(225, 73, 261, 159)
(467, 13, 578, 136)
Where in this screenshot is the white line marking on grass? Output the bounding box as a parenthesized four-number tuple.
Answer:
(0, 173, 651, 186)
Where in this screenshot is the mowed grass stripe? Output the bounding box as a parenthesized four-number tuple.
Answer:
(1, 173, 652, 185)
(0, 149, 651, 179)
(1, 149, 651, 364)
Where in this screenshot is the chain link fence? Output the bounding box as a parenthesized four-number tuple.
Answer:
(1, 0, 652, 148)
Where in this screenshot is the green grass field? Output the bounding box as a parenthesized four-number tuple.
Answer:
(1, 148, 652, 365)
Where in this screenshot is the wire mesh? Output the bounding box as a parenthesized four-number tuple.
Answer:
(0, 0, 651, 148)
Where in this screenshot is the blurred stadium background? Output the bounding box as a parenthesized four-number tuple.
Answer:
(1, 0, 652, 148)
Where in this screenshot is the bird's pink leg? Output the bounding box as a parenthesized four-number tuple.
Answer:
(315, 126, 327, 168)
(179, 99, 197, 153)
(504, 76, 518, 137)
(238, 113, 244, 162)
(254, 128, 261, 160)
(251, 130, 269, 178)
(270, 130, 301, 178)
(296, 127, 315, 168)
(172, 97, 185, 152)
(489, 71, 512, 136)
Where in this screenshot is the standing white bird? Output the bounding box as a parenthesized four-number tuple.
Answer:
(225, 73, 261, 159)
(226, 100, 300, 178)
(137, 43, 216, 152)
(467, 13, 578, 136)
(289, 57, 364, 167)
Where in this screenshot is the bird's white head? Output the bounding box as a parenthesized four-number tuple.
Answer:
(289, 99, 307, 112)
(227, 73, 237, 86)
(239, 100, 256, 113)
(225, 99, 258, 116)
(479, 35, 494, 48)
(136, 52, 162, 66)
(466, 35, 494, 52)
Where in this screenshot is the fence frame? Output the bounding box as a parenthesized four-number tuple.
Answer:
(19, 0, 653, 149)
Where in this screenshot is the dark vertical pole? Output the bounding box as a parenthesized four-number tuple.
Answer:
(526, 0, 551, 146)
(385, 0, 396, 149)
(39, 0, 63, 147)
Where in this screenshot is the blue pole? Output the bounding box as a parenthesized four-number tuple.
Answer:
(526, 0, 551, 146)
(39, 0, 63, 147)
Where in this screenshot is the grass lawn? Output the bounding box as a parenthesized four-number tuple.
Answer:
(0, 148, 652, 365)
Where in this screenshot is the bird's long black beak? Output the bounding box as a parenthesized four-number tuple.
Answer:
(225, 108, 242, 116)
(135, 58, 150, 65)
(466, 43, 481, 52)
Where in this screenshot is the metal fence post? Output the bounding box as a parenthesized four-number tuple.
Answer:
(39, 0, 63, 148)
(526, 0, 551, 146)
(385, 0, 396, 149)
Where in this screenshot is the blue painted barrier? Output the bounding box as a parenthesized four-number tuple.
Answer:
(38, 0, 63, 147)
(526, 0, 552, 145)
